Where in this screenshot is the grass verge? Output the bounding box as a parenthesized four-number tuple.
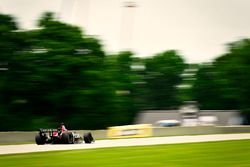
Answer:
(0, 142, 34, 145)
(0, 140, 250, 167)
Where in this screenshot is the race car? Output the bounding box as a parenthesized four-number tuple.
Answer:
(35, 128, 94, 145)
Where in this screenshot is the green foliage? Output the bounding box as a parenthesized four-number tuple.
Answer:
(193, 39, 250, 123)
(0, 12, 144, 130)
(0, 12, 186, 130)
(104, 51, 138, 125)
(0, 14, 24, 130)
(0, 12, 112, 130)
(144, 50, 186, 109)
(192, 63, 235, 109)
(2, 11, 249, 129)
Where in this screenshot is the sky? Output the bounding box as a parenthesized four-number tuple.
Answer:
(1, 0, 250, 63)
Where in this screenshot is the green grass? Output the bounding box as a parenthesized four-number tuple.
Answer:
(0, 142, 34, 145)
(1, 140, 250, 167)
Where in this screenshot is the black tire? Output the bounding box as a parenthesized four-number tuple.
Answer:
(68, 132, 74, 144)
(35, 134, 46, 145)
(84, 132, 94, 144)
(62, 132, 74, 144)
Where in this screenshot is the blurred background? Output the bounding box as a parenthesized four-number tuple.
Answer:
(0, 0, 250, 130)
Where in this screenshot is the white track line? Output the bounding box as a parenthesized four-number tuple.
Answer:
(1, 133, 250, 155)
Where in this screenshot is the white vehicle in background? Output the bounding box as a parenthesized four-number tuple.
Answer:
(198, 116, 218, 125)
(155, 120, 181, 127)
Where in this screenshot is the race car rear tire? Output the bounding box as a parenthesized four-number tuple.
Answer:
(35, 134, 46, 145)
(84, 132, 94, 144)
(62, 132, 74, 144)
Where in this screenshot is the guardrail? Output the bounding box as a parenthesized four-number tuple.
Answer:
(0, 126, 250, 144)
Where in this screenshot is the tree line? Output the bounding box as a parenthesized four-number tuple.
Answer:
(0, 12, 249, 130)
(192, 39, 250, 124)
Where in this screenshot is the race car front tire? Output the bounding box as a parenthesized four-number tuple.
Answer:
(84, 132, 94, 144)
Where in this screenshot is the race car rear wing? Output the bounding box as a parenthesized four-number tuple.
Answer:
(39, 128, 58, 133)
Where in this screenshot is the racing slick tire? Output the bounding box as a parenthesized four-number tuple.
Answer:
(62, 132, 74, 144)
(84, 132, 94, 144)
(35, 134, 46, 145)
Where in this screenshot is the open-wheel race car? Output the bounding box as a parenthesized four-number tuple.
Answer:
(35, 128, 94, 145)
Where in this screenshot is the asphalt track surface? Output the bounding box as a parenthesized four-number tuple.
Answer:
(1, 133, 250, 155)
